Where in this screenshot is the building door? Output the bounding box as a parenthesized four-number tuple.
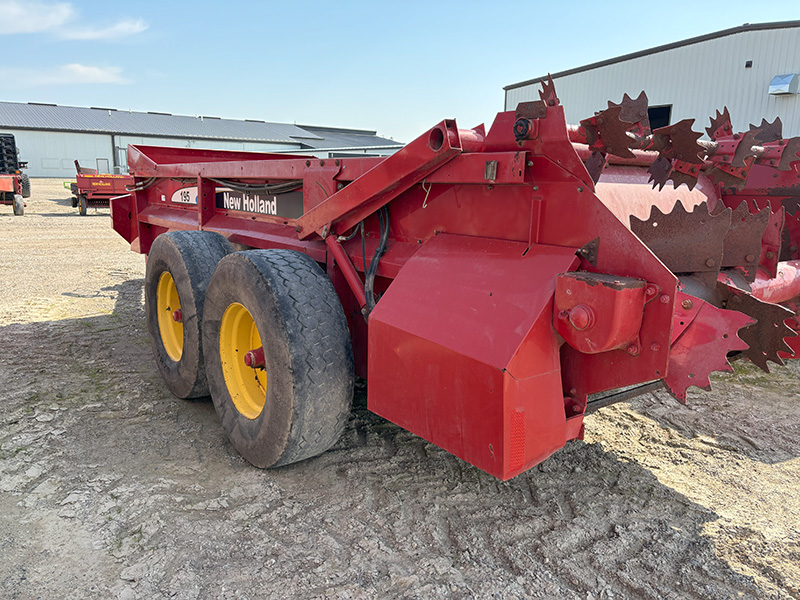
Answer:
(96, 158, 110, 174)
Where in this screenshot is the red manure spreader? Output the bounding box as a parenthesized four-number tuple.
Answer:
(71, 160, 132, 216)
(0, 133, 30, 216)
(111, 80, 800, 479)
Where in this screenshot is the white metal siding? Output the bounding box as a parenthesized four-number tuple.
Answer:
(0, 130, 114, 178)
(506, 27, 800, 137)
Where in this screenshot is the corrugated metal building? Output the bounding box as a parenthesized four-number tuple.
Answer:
(0, 102, 403, 178)
(505, 21, 800, 137)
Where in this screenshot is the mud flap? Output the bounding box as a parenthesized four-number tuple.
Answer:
(368, 234, 579, 480)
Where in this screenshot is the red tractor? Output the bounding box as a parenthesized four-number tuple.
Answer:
(111, 80, 800, 479)
(70, 160, 132, 215)
(0, 133, 30, 216)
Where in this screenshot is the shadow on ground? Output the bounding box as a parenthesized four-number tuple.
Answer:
(0, 278, 778, 599)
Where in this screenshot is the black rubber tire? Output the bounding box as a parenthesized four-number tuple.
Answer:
(19, 173, 30, 198)
(12, 194, 23, 216)
(203, 249, 354, 468)
(78, 195, 87, 216)
(145, 231, 234, 398)
(71, 196, 78, 208)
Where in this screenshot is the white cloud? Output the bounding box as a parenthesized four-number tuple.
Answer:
(61, 18, 148, 40)
(0, 1, 73, 33)
(0, 1, 147, 39)
(0, 64, 130, 86)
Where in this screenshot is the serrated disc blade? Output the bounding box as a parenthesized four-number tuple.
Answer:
(665, 300, 753, 403)
(778, 138, 800, 171)
(751, 117, 782, 143)
(706, 108, 732, 141)
(721, 284, 796, 372)
(721, 201, 770, 280)
(630, 202, 730, 279)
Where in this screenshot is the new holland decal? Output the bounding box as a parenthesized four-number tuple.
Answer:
(170, 186, 303, 219)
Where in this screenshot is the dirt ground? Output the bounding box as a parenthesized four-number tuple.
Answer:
(1, 179, 798, 599)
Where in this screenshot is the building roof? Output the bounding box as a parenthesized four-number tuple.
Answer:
(505, 20, 800, 91)
(0, 101, 402, 148)
(295, 125, 402, 150)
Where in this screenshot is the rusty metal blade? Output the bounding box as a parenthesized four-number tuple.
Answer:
(539, 75, 558, 106)
(706, 108, 732, 141)
(732, 129, 759, 167)
(721, 201, 770, 281)
(667, 170, 699, 191)
(664, 298, 753, 403)
(608, 91, 651, 134)
(707, 164, 748, 191)
(720, 283, 796, 372)
(654, 120, 704, 163)
(630, 202, 730, 285)
(647, 155, 672, 190)
(761, 206, 784, 279)
(751, 117, 782, 143)
(580, 105, 636, 159)
(778, 138, 800, 171)
(584, 151, 607, 184)
(782, 211, 800, 260)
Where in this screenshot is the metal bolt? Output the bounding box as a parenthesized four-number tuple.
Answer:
(533, 185, 539, 191)
(650, 343, 661, 352)
(746, 254, 755, 262)
(645, 286, 656, 296)
(681, 299, 693, 310)
(172, 310, 183, 323)
(766, 252, 774, 259)
(626, 344, 639, 355)
(660, 294, 670, 304)
(305, 160, 311, 167)
(527, 161, 533, 167)
(706, 258, 716, 267)
(569, 388, 577, 396)
(568, 305, 594, 330)
(295, 225, 302, 233)
(577, 187, 583, 193)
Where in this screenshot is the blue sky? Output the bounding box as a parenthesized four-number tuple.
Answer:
(1, 0, 799, 143)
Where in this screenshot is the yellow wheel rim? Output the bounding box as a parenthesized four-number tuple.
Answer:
(156, 271, 184, 362)
(220, 302, 267, 419)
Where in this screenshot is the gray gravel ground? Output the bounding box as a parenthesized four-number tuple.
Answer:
(1, 180, 798, 599)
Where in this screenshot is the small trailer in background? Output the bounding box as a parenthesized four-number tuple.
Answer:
(70, 160, 132, 215)
(0, 133, 30, 216)
(111, 79, 800, 479)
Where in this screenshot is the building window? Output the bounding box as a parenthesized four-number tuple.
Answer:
(648, 105, 672, 130)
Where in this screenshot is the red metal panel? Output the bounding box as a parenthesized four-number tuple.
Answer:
(528, 158, 676, 396)
(110, 195, 133, 244)
(368, 234, 580, 479)
(295, 121, 463, 239)
(554, 272, 646, 354)
(423, 152, 527, 185)
(0, 175, 14, 193)
(76, 173, 132, 200)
